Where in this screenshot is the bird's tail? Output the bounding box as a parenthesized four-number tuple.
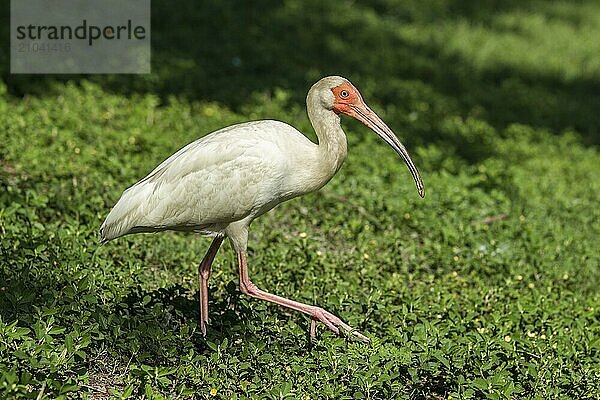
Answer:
(99, 216, 120, 244)
(99, 184, 151, 243)
(98, 225, 110, 245)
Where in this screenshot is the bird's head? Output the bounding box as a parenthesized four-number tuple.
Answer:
(312, 76, 425, 198)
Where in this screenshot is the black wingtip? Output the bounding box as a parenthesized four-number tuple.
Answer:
(99, 227, 108, 245)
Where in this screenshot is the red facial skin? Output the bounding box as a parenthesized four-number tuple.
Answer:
(331, 83, 364, 117)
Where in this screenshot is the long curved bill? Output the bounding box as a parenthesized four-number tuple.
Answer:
(349, 104, 425, 198)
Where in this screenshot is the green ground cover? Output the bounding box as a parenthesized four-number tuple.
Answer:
(1, 1, 598, 398)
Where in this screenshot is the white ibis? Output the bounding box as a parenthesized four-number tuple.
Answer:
(100, 76, 424, 343)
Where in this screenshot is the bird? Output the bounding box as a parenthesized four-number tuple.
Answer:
(100, 76, 425, 343)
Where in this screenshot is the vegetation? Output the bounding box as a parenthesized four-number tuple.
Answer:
(1, 0, 598, 398)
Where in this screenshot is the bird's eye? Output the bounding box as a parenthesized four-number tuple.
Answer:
(340, 90, 349, 98)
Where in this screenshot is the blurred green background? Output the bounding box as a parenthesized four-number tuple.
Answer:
(0, 1, 598, 399)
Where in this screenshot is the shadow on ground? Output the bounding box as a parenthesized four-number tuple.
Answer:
(1, 0, 599, 146)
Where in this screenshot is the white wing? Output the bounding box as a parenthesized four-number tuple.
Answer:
(100, 120, 316, 242)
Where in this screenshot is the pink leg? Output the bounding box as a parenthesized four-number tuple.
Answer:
(198, 236, 224, 337)
(236, 250, 369, 343)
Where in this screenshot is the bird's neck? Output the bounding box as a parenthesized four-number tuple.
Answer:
(307, 101, 348, 177)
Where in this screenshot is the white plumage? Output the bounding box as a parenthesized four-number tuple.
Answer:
(101, 120, 324, 242)
(101, 76, 424, 342)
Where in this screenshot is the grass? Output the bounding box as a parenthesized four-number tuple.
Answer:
(1, 0, 599, 398)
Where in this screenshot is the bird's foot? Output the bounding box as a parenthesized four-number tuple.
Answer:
(309, 307, 370, 343)
(200, 317, 208, 338)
